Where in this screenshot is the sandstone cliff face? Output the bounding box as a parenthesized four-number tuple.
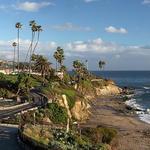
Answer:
(56, 81, 122, 121)
(71, 99, 90, 121)
(95, 84, 122, 96)
(71, 82, 122, 121)
(57, 94, 90, 121)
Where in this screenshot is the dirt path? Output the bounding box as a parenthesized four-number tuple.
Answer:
(82, 97, 150, 150)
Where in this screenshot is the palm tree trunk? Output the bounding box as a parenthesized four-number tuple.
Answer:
(29, 31, 35, 76)
(32, 31, 40, 54)
(17, 28, 20, 73)
(56, 59, 57, 71)
(13, 46, 16, 72)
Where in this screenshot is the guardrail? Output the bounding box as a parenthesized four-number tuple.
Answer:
(0, 102, 29, 111)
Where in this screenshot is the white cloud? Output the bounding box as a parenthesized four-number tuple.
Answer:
(1, 37, 150, 65)
(0, 1, 54, 12)
(0, 39, 57, 61)
(84, 0, 98, 3)
(105, 26, 128, 34)
(15, 1, 53, 12)
(66, 38, 121, 53)
(52, 23, 92, 32)
(142, 0, 150, 4)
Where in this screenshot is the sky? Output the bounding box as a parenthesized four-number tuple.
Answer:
(1, 0, 150, 70)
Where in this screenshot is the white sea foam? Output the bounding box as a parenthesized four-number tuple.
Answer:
(135, 89, 145, 96)
(126, 94, 135, 98)
(125, 98, 150, 124)
(143, 86, 150, 90)
(139, 114, 150, 124)
(125, 99, 144, 111)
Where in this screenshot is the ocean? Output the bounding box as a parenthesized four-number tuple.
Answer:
(92, 71, 150, 124)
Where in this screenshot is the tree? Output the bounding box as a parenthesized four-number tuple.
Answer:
(99, 60, 106, 70)
(32, 25, 42, 54)
(73, 60, 86, 82)
(16, 73, 32, 95)
(53, 47, 65, 71)
(29, 20, 37, 75)
(15, 22, 22, 73)
(31, 54, 51, 82)
(12, 42, 17, 72)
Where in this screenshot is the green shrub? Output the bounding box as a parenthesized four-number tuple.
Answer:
(81, 127, 117, 145)
(47, 103, 68, 124)
(0, 88, 12, 98)
(100, 127, 117, 144)
(0, 73, 6, 80)
(62, 89, 76, 109)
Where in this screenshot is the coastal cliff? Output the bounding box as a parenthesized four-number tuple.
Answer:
(57, 79, 122, 121)
(44, 79, 121, 122)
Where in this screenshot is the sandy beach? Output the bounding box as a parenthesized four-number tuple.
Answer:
(82, 97, 150, 150)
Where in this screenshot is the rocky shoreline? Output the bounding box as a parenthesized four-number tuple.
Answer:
(81, 95, 150, 150)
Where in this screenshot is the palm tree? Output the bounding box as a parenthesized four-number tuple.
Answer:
(57, 47, 65, 67)
(53, 51, 59, 71)
(31, 54, 51, 83)
(53, 47, 65, 71)
(73, 60, 84, 82)
(12, 42, 17, 72)
(99, 60, 106, 70)
(85, 59, 88, 70)
(15, 22, 22, 73)
(32, 25, 42, 54)
(29, 20, 37, 75)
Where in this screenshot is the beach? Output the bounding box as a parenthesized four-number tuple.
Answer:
(82, 96, 150, 150)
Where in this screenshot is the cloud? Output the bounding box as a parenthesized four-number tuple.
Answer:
(0, 1, 54, 12)
(52, 23, 92, 32)
(0, 39, 57, 60)
(1, 37, 150, 70)
(65, 38, 122, 53)
(142, 0, 150, 4)
(15, 1, 53, 12)
(105, 26, 128, 34)
(84, 0, 98, 3)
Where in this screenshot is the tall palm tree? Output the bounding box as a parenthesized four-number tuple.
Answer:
(57, 47, 65, 67)
(53, 47, 65, 71)
(12, 42, 17, 72)
(32, 25, 42, 54)
(99, 60, 106, 70)
(15, 22, 22, 73)
(85, 59, 88, 70)
(53, 51, 59, 71)
(32, 54, 51, 79)
(29, 20, 37, 75)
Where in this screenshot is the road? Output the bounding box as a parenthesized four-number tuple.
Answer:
(0, 91, 48, 150)
(0, 125, 20, 150)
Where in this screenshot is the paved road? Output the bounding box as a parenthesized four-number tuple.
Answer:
(0, 125, 21, 150)
(0, 91, 48, 150)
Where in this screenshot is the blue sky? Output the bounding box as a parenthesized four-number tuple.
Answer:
(1, 0, 150, 70)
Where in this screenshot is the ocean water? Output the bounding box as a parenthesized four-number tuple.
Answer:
(92, 71, 150, 124)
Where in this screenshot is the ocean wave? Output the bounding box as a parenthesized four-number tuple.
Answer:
(139, 114, 150, 124)
(143, 86, 150, 90)
(125, 98, 144, 111)
(135, 89, 145, 96)
(125, 98, 150, 124)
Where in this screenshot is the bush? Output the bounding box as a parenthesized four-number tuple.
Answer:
(100, 127, 117, 144)
(47, 103, 68, 124)
(62, 89, 76, 109)
(0, 88, 12, 98)
(81, 127, 117, 145)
